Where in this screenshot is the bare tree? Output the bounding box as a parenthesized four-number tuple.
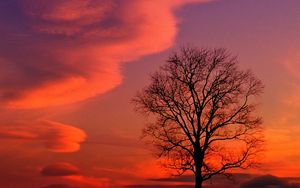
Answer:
(133, 47, 264, 188)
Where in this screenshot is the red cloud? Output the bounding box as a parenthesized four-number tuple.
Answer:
(0, 0, 208, 109)
(0, 120, 86, 152)
(41, 163, 80, 177)
(41, 162, 110, 187)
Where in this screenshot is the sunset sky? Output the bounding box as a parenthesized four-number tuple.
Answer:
(0, 0, 300, 187)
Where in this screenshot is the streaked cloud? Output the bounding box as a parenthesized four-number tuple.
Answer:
(41, 163, 110, 187)
(0, 0, 208, 109)
(0, 120, 86, 152)
(41, 163, 80, 177)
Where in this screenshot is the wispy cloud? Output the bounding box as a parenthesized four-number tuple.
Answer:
(0, 120, 86, 152)
(0, 0, 208, 109)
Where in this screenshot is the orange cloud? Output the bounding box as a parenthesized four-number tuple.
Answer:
(0, 0, 209, 109)
(0, 120, 86, 152)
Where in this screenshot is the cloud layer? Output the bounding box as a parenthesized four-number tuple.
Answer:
(0, 0, 206, 109)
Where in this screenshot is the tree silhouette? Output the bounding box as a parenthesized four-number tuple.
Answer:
(133, 47, 264, 188)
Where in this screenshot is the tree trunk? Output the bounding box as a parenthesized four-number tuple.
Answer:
(194, 142, 203, 188)
(195, 173, 203, 188)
